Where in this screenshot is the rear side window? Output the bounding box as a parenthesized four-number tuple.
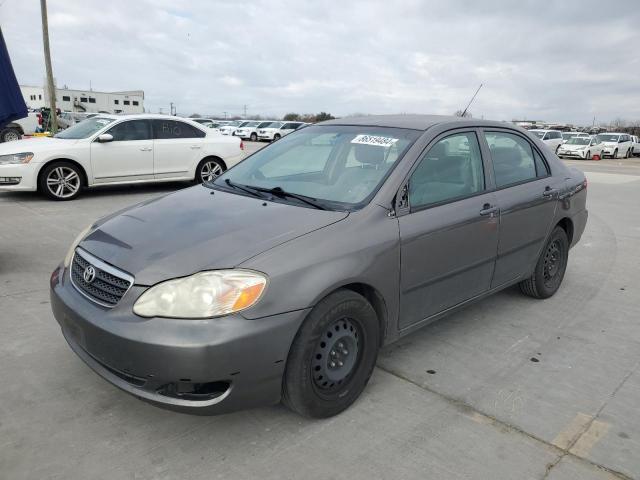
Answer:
(106, 120, 151, 141)
(485, 131, 547, 187)
(153, 120, 205, 139)
(409, 132, 485, 209)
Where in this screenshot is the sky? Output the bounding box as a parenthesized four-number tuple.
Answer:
(1, 0, 639, 125)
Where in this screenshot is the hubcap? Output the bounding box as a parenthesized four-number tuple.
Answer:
(46, 166, 80, 198)
(200, 161, 222, 182)
(543, 240, 562, 287)
(312, 318, 360, 391)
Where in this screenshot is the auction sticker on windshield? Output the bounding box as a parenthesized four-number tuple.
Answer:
(351, 134, 399, 147)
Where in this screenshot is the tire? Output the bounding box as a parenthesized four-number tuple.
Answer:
(38, 161, 83, 201)
(282, 289, 380, 418)
(250, 132, 257, 142)
(586, 150, 591, 160)
(273, 133, 281, 141)
(613, 149, 618, 159)
(626, 147, 631, 159)
(519, 226, 569, 299)
(195, 157, 224, 183)
(0, 127, 21, 142)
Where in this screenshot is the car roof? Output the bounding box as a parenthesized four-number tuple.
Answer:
(319, 114, 518, 131)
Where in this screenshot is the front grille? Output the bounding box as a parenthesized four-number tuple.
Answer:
(70, 249, 133, 307)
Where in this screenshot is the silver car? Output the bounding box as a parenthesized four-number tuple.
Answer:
(50, 115, 588, 418)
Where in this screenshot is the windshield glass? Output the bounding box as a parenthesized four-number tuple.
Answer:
(54, 117, 114, 139)
(214, 125, 421, 210)
(597, 134, 619, 143)
(567, 137, 589, 145)
(532, 131, 546, 139)
(562, 133, 576, 140)
(265, 122, 282, 128)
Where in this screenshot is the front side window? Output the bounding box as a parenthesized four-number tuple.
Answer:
(215, 125, 421, 210)
(153, 120, 205, 139)
(485, 131, 547, 187)
(106, 120, 151, 141)
(409, 132, 485, 209)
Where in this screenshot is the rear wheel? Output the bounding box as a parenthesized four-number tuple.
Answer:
(0, 127, 21, 142)
(196, 158, 224, 183)
(282, 289, 380, 418)
(39, 162, 83, 201)
(519, 226, 569, 299)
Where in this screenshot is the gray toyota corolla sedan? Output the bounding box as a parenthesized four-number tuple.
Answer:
(50, 115, 588, 418)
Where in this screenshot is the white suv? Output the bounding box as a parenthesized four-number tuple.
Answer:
(257, 121, 306, 141)
(597, 133, 633, 158)
(530, 129, 563, 153)
(235, 121, 273, 142)
(630, 135, 640, 157)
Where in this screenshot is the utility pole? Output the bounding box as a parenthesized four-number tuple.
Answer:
(40, 0, 58, 134)
(243, 104, 247, 118)
(223, 111, 227, 119)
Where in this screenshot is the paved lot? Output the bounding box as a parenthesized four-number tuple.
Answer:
(1, 147, 639, 480)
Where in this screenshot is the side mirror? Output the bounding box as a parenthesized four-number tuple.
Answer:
(97, 133, 113, 143)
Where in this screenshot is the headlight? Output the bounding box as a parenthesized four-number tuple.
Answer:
(133, 270, 267, 319)
(63, 223, 94, 267)
(0, 152, 34, 165)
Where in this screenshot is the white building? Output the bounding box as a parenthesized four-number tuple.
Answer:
(20, 85, 144, 114)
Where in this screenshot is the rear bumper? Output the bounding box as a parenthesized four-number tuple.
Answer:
(50, 264, 308, 415)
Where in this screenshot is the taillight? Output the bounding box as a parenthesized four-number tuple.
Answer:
(37, 113, 43, 125)
(240, 140, 244, 151)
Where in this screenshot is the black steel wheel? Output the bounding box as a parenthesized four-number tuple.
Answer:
(282, 289, 379, 418)
(519, 226, 568, 299)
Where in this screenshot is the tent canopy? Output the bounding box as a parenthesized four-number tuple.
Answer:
(0, 28, 28, 128)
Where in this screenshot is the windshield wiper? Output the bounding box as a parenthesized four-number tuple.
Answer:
(249, 186, 328, 210)
(222, 179, 265, 198)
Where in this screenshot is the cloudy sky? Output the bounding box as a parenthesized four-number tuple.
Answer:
(2, 0, 639, 124)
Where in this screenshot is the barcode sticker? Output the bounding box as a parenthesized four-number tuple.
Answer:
(351, 134, 399, 147)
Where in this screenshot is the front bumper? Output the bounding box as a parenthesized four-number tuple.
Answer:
(50, 264, 308, 415)
(0, 162, 39, 191)
(558, 150, 587, 159)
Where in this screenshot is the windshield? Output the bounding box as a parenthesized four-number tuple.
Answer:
(567, 137, 589, 145)
(532, 131, 546, 139)
(214, 125, 421, 210)
(597, 134, 619, 143)
(562, 133, 576, 140)
(258, 122, 273, 128)
(265, 122, 282, 128)
(54, 117, 114, 139)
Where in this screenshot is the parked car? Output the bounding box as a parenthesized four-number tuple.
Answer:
(557, 136, 603, 160)
(596, 133, 633, 158)
(190, 118, 221, 132)
(630, 135, 640, 156)
(258, 121, 306, 141)
(57, 112, 98, 130)
(50, 115, 587, 418)
(219, 120, 244, 136)
(529, 129, 563, 152)
(235, 121, 273, 141)
(0, 112, 40, 142)
(561, 132, 589, 144)
(0, 114, 244, 200)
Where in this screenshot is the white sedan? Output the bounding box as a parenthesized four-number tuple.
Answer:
(0, 114, 245, 200)
(557, 136, 603, 160)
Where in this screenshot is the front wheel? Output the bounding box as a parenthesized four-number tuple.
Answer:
(250, 132, 257, 142)
(0, 127, 21, 142)
(39, 162, 83, 200)
(282, 289, 380, 418)
(613, 148, 618, 159)
(273, 133, 281, 141)
(586, 150, 591, 160)
(196, 158, 224, 183)
(519, 226, 569, 299)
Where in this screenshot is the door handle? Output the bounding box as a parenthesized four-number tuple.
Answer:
(542, 187, 558, 198)
(190, 145, 202, 149)
(480, 204, 499, 216)
(139, 146, 152, 151)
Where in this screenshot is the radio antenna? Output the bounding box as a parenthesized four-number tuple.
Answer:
(461, 83, 483, 118)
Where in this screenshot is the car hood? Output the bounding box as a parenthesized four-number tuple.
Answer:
(0, 137, 80, 154)
(561, 144, 588, 151)
(79, 185, 349, 285)
(601, 142, 619, 147)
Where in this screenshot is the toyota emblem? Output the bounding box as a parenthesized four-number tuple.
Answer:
(83, 265, 96, 283)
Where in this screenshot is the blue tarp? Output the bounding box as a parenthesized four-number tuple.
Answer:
(0, 28, 28, 128)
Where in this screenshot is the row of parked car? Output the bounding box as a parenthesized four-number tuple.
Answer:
(191, 118, 307, 142)
(530, 129, 640, 159)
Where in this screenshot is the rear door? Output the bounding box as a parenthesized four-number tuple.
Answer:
(398, 130, 499, 329)
(482, 129, 560, 287)
(90, 119, 153, 183)
(152, 119, 206, 179)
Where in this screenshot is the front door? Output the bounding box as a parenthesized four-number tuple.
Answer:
(90, 119, 154, 183)
(398, 130, 499, 329)
(152, 119, 205, 179)
(481, 130, 560, 287)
